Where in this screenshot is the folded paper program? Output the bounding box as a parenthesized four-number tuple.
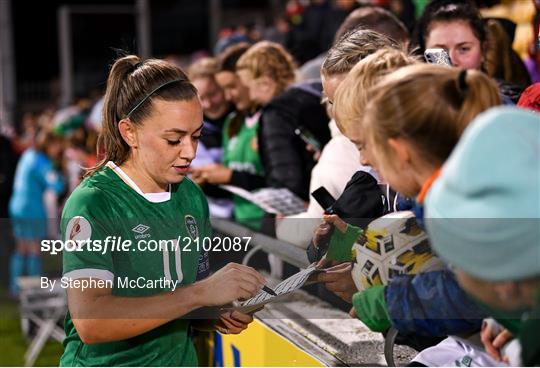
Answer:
(221, 185, 306, 216)
(228, 265, 324, 314)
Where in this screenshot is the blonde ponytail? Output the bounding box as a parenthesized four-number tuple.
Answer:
(362, 64, 501, 169)
(456, 69, 501, 131)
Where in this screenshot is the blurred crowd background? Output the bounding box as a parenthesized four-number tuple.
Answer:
(0, 0, 539, 365)
(0, 0, 538, 301)
(0, 0, 538, 303)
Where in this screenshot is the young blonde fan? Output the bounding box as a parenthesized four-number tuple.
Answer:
(312, 47, 420, 305)
(361, 64, 501, 195)
(304, 30, 403, 263)
(277, 29, 400, 252)
(355, 64, 505, 365)
(236, 41, 330, 201)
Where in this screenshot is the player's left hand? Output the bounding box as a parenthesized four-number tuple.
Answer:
(215, 310, 254, 334)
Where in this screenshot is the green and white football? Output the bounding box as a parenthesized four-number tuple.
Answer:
(351, 211, 443, 291)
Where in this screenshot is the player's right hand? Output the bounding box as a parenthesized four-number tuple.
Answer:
(197, 263, 266, 306)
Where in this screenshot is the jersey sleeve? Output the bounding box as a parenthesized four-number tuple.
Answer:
(61, 186, 115, 281)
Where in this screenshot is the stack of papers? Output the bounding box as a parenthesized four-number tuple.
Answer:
(221, 185, 306, 216)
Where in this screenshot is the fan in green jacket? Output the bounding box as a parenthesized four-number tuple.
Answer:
(192, 43, 267, 230)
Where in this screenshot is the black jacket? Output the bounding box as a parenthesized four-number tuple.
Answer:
(332, 171, 386, 228)
(258, 81, 330, 200)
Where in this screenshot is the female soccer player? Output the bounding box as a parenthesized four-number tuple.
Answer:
(60, 55, 266, 366)
(9, 129, 64, 297)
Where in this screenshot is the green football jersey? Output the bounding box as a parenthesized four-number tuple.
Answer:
(222, 112, 265, 229)
(60, 162, 211, 367)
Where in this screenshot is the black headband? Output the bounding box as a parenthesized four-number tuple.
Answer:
(125, 78, 184, 118)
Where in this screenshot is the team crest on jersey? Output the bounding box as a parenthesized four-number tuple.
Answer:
(65, 216, 91, 243)
(184, 215, 199, 240)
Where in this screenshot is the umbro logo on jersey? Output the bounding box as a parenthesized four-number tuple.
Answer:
(132, 224, 151, 239)
(132, 224, 149, 234)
